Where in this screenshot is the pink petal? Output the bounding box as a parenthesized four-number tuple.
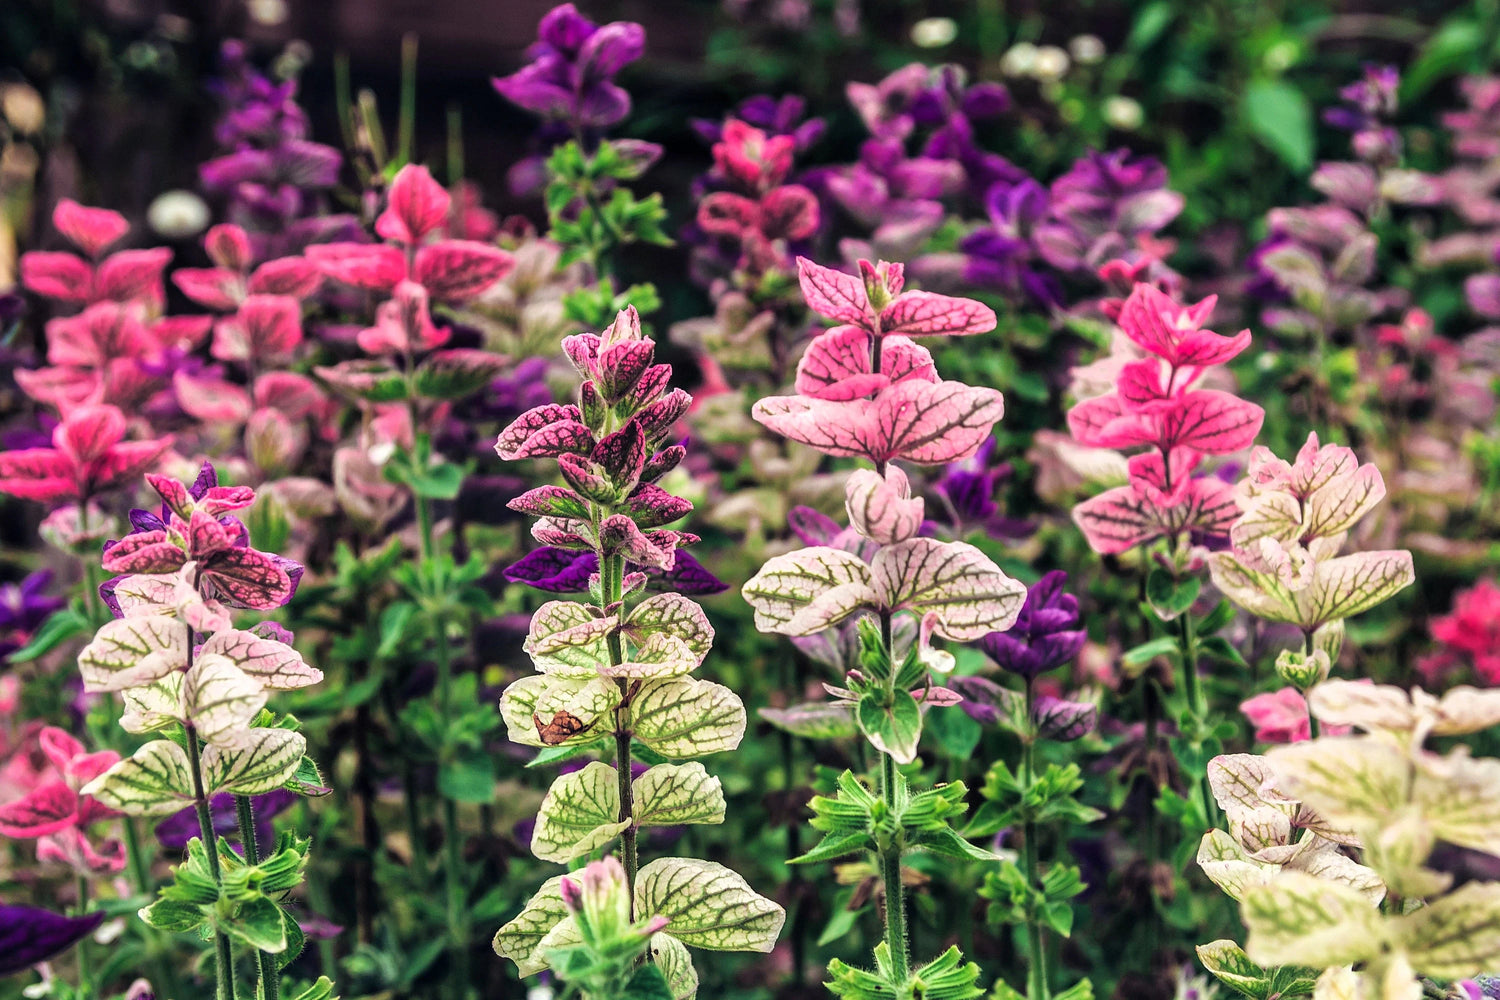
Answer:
(1156, 390, 1265, 455)
(0, 782, 78, 838)
(796, 255, 873, 328)
(495, 404, 593, 460)
(173, 267, 244, 311)
(753, 379, 1004, 465)
(13, 367, 102, 410)
(247, 256, 324, 299)
(204, 223, 252, 271)
(0, 448, 76, 502)
(412, 240, 515, 301)
(186, 510, 236, 557)
(759, 185, 820, 241)
(879, 290, 996, 337)
(203, 547, 292, 609)
(1174, 327, 1252, 367)
(376, 164, 452, 245)
(54, 199, 130, 257)
(20, 251, 93, 302)
(66, 750, 120, 788)
(174, 370, 253, 424)
(697, 192, 761, 238)
(54, 405, 126, 467)
(230, 294, 303, 362)
(146, 474, 193, 519)
(101, 530, 186, 574)
(306, 243, 406, 291)
(1067, 393, 1154, 450)
(89, 437, 173, 495)
(845, 466, 923, 545)
(94, 248, 172, 305)
(46, 302, 153, 369)
(38, 728, 86, 775)
(1126, 448, 1202, 506)
(254, 371, 327, 417)
(149, 315, 214, 352)
(1071, 484, 1160, 555)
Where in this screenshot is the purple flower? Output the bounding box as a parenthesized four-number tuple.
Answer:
(1033, 149, 1184, 273)
(492, 4, 646, 131)
(1324, 64, 1399, 132)
(961, 179, 1062, 309)
(692, 94, 825, 153)
(201, 40, 348, 257)
(0, 905, 106, 975)
(0, 570, 65, 661)
(933, 439, 1035, 542)
(977, 571, 1087, 678)
(154, 790, 298, 851)
(503, 547, 726, 595)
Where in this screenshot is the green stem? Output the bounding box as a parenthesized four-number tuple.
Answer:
(1021, 680, 1050, 1000)
(877, 612, 909, 985)
(74, 875, 93, 999)
(122, 819, 182, 999)
(235, 796, 280, 1000)
(602, 553, 639, 905)
(188, 724, 236, 1000)
(1176, 611, 1218, 828)
(436, 623, 469, 1000)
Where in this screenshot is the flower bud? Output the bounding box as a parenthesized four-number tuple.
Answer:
(1275, 647, 1330, 692)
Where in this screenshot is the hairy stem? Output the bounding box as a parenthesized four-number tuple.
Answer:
(235, 796, 281, 1000)
(74, 875, 92, 998)
(877, 611, 909, 984)
(602, 553, 639, 907)
(189, 724, 236, 1000)
(435, 622, 470, 1000)
(1176, 611, 1218, 828)
(1022, 679, 1050, 1000)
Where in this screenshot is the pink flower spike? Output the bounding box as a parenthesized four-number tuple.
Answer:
(53, 200, 130, 258)
(377, 164, 452, 245)
(1117, 284, 1250, 367)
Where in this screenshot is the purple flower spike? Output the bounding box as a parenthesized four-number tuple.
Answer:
(977, 571, 1087, 678)
(493, 4, 646, 130)
(0, 905, 106, 975)
(934, 439, 1036, 542)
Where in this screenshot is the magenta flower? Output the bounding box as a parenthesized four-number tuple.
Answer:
(491, 3, 645, 130)
(99, 465, 301, 611)
(1069, 283, 1262, 555)
(697, 120, 820, 275)
(751, 257, 1004, 467)
(307, 165, 514, 329)
(1419, 579, 1500, 686)
(0, 405, 173, 506)
(976, 572, 1087, 679)
(1240, 687, 1351, 744)
(0, 726, 124, 875)
(20, 200, 172, 310)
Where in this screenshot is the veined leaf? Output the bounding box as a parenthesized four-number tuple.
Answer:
(634, 857, 785, 952)
(78, 614, 186, 692)
(632, 678, 746, 758)
(203, 729, 307, 795)
(740, 547, 874, 635)
(531, 761, 629, 863)
(493, 877, 568, 977)
(649, 932, 699, 1000)
(80, 740, 195, 815)
(1241, 871, 1383, 969)
(184, 655, 267, 748)
(634, 762, 726, 827)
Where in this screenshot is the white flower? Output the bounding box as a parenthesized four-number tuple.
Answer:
(146, 190, 211, 239)
(1104, 95, 1145, 131)
(911, 17, 958, 48)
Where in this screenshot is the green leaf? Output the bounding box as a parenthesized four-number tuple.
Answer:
(856, 689, 922, 765)
(80, 740, 195, 815)
(203, 730, 307, 796)
(631, 678, 747, 759)
(634, 762, 726, 828)
(1240, 871, 1383, 969)
(1400, 881, 1500, 978)
(910, 825, 1002, 862)
(1146, 569, 1200, 621)
(224, 895, 288, 952)
(1402, 18, 1483, 99)
(634, 857, 785, 952)
(412, 350, 508, 400)
(648, 932, 699, 1000)
(1195, 940, 1274, 1000)
(494, 877, 568, 977)
(1123, 637, 1179, 672)
(439, 753, 496, 804)
(531, 761, 628, 863)
(139, 897, 207, 933)
(1242, 79, 1314, 172)
(759, 702, 858, 740)
(621, 964, 677, 1000)
(7, 607, 89, 663)
(1198, 635, 1248, 668)
(285, 977, 339, 1000)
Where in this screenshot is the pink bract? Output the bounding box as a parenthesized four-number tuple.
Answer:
(0, 405, 173, 504)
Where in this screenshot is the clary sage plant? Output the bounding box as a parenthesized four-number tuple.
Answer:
(491, 306, 785, 999)
(743, 256, 1027, 999)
